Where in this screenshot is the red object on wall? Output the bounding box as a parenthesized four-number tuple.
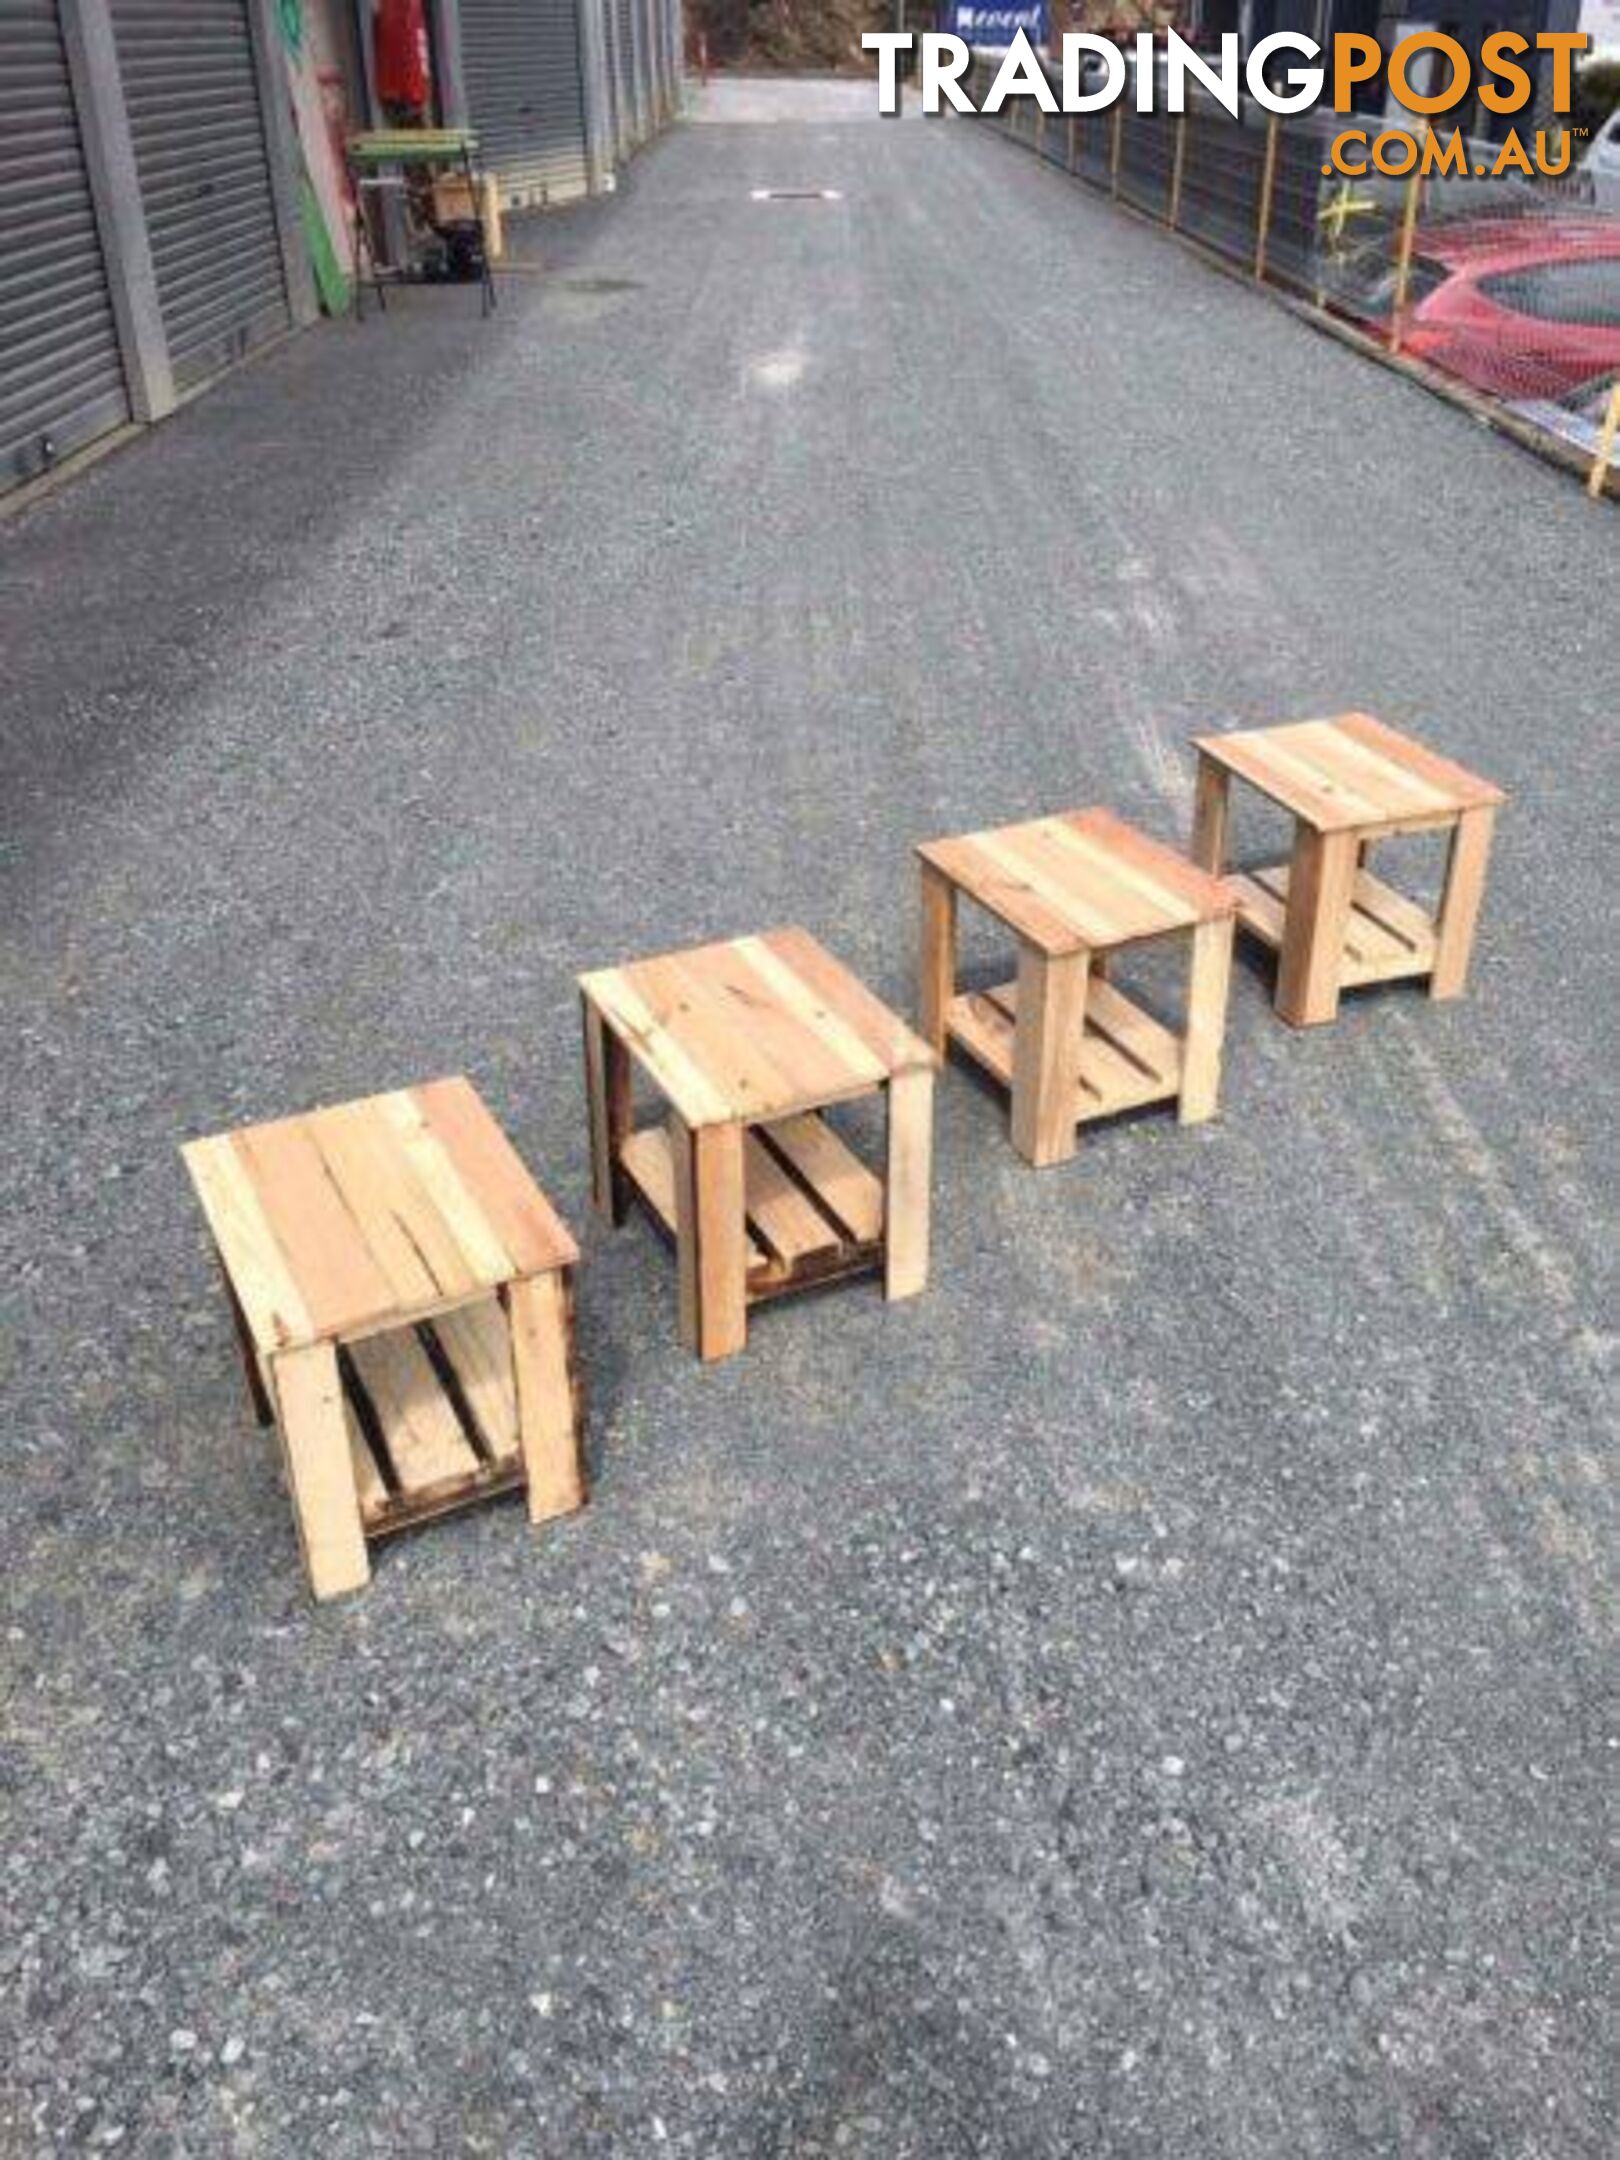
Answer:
(375, 0, 431, 110)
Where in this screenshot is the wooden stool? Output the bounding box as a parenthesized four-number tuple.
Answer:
(182, 1077, 584, 1601)
(1190, 712, 1505, 1028)
(579, 928, 937, 1362)
(916, 806, 1236, 1169)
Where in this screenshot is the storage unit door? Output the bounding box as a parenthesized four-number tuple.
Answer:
(603, 0, 631, 158)
(0, 3, 131, 492)
(614, 0, 642, 144)
(460, 0, 589, 208)
(110, 0, 290, 395)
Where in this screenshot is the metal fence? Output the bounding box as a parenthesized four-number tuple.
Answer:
(971, 56, 1620, 501)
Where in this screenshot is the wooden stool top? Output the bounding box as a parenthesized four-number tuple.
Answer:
(917, 805, 1232, 958)
(1193, 713, 1504, 834)
(579, 927, 935, 1130)
(182, 1077, 576, 1355)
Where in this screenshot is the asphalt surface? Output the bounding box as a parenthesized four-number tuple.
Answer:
(2, 81, 1615, 2159)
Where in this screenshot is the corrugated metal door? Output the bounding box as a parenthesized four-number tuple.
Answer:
(603, 0, 632, 158)
(110, 0, 289, 395)
(0, 3, 130, 491)
(614, 0, 642, 146)
(632, 0, 655, 137)
(460, 0, 589, 207)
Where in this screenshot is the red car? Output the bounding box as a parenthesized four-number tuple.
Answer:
(1395, 216, 1620, 401)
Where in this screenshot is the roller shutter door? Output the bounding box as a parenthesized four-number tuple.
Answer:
(111, 0, 289, 396)
(604, 0, 633, 156)
(614, 0, 642, 146)
(460, 0, 589, 208)
(0, 3, 130, 491)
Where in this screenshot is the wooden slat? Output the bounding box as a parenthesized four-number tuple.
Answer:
(1345, 869, 1439, 955)
(969, 828, 1127, 949)
(1277, 827, 1359, 1026)
(233, 1117, 399, 1342)
(307, 1098, 477, 1309)
(509, 1272, 585, 1523)
(411, 1078, 578, 1277)
(1077, 1028, 1162, 1108)
(986, 976, 1182, 1087)
(724, 936, 889, 1095)
(673, 1117, 749, 1361)
(1085, 976, 1183, 1080)
(1010, 944, 1086, 1165)
(1335, 711, 1504, 812)
(639, 952, 811, 1121)
(1009, 819, 1175, 943)
(917, 832, 1088, 954)
(582, 996, 631, 1224)
(577, 967, 735, 1128)
(621, 1127, 772, 1273)
(1064, 806, 1234, 920)
(689, 937, 884, 1102)
(1036, 817, 1195, 937)
(1193, 727, 1380, 832)
(1229, 869, 1290, 951)
(1431, 804, 1496, 999)
(431, 1297, 520, 1464)
(272, 1344, 370, 1598)
(884, 1068, 933, 1298)
(347, 1329, 481, 1495)
(948, 989, 1016, 1085)
(762, 1114, 884, 1244)
(182, 1134, 314, 1352)
(1240, 862, 1436, 983)
(741, 1133, 843, 1266)
(956, 981, 1181, 1120)
(759, 928, 935, 1075)
(918, 864, 957, 1057)
(342, 1391, 390, 1525)
(1293, 718, 1458, 822)
(373, 1089, 514, 1287)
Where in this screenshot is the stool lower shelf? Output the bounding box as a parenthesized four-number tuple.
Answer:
(620, 1113, 885, 1303)
(947, 976, 1184, 1121)
(336, 1296, 531, 1537)
(1229, 863, 1438, 986)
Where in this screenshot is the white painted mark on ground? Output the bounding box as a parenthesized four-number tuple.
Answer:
(746, 349, 808, 391)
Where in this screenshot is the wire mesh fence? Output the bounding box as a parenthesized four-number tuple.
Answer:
(961, 52, 1620, 498)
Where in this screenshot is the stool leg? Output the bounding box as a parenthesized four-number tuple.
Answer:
(671, 1116, 747, 1361)
(1190, 754, 1231, 874)
(885, 1067, 933, 1301)
(218, 1260, 274, 1427)
(918, 865, 957, 1057)
(1276, 824, 1356, 1027)
(508, 1271, 586, 1522)
(1180, 916, 1234, 1123)
(271, 1344, 370, 1601)
(582, 999, 631, 1225)
(1010, 943, 1086, 1166)
(1430, 806, 1496, 1001)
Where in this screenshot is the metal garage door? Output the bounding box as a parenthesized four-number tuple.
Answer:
(111, 0, 289, 395)
(460, 0, 589, 207)
(613, 0, 643, 147)
(603, 0, 632, 156)
(0, 3, 130, 491)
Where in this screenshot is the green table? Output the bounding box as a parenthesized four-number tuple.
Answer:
(345, 128, 497, 320)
